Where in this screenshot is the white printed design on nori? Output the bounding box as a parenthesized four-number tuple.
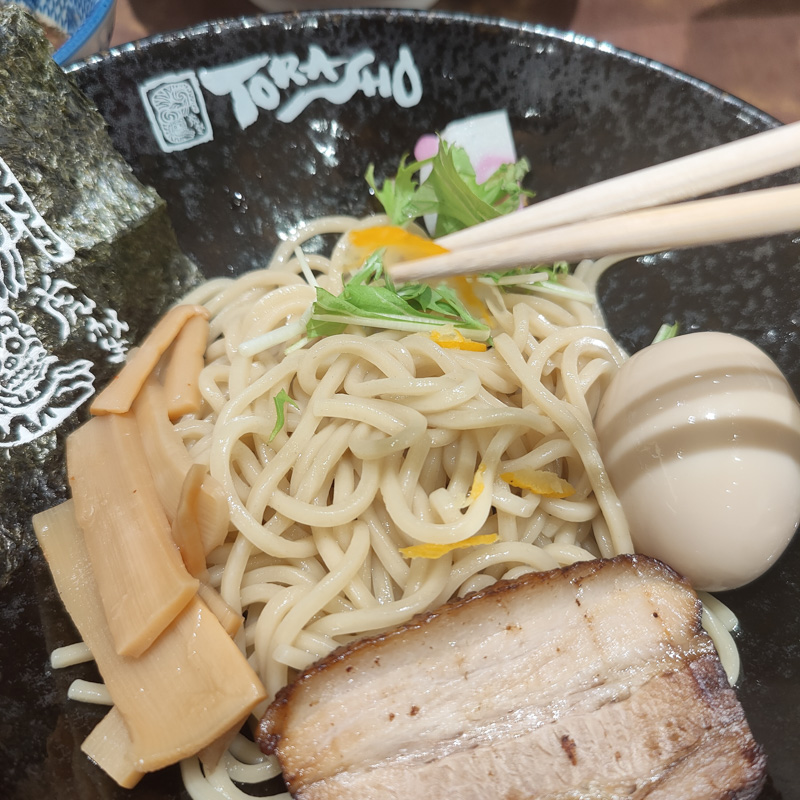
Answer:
(33, 275, 130, 363)
(0, 306, 94, 448)
(0, 155, 75, 301)
(0, 160, 131, 448)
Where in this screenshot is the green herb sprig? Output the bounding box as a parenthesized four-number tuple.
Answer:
(306, 251, 490, 341)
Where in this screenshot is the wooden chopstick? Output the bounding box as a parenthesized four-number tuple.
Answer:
(437, 119, 800, 252)
(388, 184, 800, 282)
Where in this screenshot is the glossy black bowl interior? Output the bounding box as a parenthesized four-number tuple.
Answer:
(1, 10, 797, 799)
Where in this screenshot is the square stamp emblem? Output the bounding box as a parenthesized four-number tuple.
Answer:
(139, 71, 214, 153)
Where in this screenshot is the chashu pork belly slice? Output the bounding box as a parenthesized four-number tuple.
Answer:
(258, 554, 766, 800)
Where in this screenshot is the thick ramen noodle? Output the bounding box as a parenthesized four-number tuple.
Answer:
(156, 215, 740, 796)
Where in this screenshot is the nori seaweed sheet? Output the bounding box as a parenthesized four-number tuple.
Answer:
(0, 6, 201, 585)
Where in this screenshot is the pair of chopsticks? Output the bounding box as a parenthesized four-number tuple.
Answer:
(388, 120, 800, 283)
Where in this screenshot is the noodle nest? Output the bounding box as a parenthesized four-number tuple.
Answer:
(157, 215, 741, 796)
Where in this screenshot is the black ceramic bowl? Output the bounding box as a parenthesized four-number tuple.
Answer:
(1, 10, 798, 799)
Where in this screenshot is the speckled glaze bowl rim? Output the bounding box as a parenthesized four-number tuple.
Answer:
(67, 7, 780, 132)
(53, 0, 116, 65)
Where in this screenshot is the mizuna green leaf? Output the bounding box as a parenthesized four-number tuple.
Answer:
(306, 252, 490, 340)
(366, 140, 532, 235)
(269, 389, 299, 443)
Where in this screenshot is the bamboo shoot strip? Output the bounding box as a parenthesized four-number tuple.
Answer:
(82, 707, 144, 790)
(67, 413, 198, 657)
(134, 376, 229, 554)
(197, 580, 244, 638)
(34, 501, 267, 774)
(90, 304, 210, 416)
(197, 723, 242, 773)
(172, 463, 212, 578)
(163, 313, 209, 421)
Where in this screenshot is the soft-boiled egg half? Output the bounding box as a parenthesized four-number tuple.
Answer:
(595, 331, 800, 592)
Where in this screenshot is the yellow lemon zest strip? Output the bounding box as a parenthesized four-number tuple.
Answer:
(349, 225, 449, 260)
(501, 468, 576, 499)
(430, 328, 487, 352)
(399, 533, 499, 560)
(467, 463, 487, 503)
(452, 275, 493, 325)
